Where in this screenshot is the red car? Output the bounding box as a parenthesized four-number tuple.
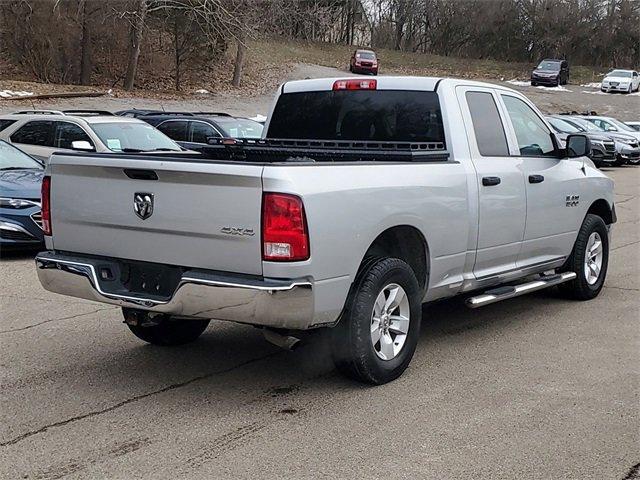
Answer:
(349, 49, 378, 75)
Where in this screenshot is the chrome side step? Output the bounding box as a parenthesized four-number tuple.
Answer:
(465, 272, 576, 308)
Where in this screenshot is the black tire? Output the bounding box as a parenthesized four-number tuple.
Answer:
(531, 81, 537, 87)
(558, 214, 609, 300)
(331, 257, 422, 385)
(123, 309, 210, 346)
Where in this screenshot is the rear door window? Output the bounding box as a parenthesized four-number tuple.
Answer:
(267, 90, 444, 143)
(190, 121, 219, 143)
(54, 122, 93, 149)
(157, 120, 188, 142)
(465, 91, 509, 156)
(10, 121, 55, 146)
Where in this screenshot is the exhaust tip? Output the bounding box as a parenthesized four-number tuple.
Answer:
(263, 328, 301, 351)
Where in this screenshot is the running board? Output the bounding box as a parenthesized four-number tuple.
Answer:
(465, 272, 577, 308)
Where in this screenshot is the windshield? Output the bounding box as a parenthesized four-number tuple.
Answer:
(357, 51, 376, 60)
(569, 117, 601, 131)
(547, 117, 583, 133)
(267, 90, 445, 143)
(0, 140, 43, 169)
(608, 70, 632, 78)
(89, 122, 181, 152)
(215, 118, 264, 139)
(607, 118, 636, 132)
(537, 61, 561, 70)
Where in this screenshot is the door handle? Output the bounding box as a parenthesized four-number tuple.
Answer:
(124, 169, 158, 180)
(482, 176, 501, 186)
(528, 174, 545, 184)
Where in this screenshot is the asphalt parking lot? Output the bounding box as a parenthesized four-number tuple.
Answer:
(0, 165, 638, 479)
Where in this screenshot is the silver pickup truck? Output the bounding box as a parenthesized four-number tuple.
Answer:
(35, 77, 615, 384)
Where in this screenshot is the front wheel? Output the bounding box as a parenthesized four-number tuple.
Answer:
(331, 257, 422, 385)
(123, 308, 210, 346)
(558, 214, 609, 300)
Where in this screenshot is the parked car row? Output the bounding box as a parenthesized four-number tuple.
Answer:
(528, 58, 639, 94)
(0, 109, 263, 251)
(548, 113, 640, 167)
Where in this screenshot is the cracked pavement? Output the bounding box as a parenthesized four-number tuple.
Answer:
(1, 167, 638, 479)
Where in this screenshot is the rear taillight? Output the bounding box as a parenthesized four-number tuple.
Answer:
(333, 79, 377, 91)
(41, 176, 51, 235)
(262, 193, 309, 261)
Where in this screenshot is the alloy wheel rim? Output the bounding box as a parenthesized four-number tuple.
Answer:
(370, 283, 410, 361)
(584, 232, 603, 285)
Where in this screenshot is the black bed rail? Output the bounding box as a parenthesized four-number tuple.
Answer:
(197, 137, 449, 162)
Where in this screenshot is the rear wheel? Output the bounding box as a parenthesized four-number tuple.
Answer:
(331, 257, 422, 385)
(558, 214, 609, 300)
(123, 308, 210, 346)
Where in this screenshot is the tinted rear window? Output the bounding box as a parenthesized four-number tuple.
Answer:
(267, 90, 444, 143)
(0, 119, 17, 132)
(466, 91, 509, 156)
(10, 121, 54, 146)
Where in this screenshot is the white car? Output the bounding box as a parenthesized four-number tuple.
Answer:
(625, 121, 640, 132)
(0, 110, 184, 163)
(600, 69, 640, 93)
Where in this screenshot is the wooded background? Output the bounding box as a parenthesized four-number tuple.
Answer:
(0, 0, 638, 90)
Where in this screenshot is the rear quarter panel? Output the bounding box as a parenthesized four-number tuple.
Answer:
(261, 161, 470, 322)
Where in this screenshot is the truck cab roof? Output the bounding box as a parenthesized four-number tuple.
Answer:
(281, 76, 521, 94)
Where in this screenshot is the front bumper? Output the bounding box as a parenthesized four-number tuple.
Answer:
(601, 84, 631, 92)
(0, 216, 44, 247)
(619, 145, 640, 162)
(35, 252, 315, 330)
(531, 76, 559, 85)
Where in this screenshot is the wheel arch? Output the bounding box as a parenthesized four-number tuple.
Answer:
(357, 225, 430, 294)
(586, 199, 615, 225)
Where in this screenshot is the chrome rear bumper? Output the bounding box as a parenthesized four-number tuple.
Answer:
(35, 252, 314, 329)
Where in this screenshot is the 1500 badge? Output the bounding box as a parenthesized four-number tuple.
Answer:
(566, 195, 580, 207)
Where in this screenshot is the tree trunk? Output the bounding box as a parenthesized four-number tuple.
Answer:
(124, 0, 147, 91)
(231, 34, 246, 87)
(78, 0, 91, 85)
(174, 17, 181, 91)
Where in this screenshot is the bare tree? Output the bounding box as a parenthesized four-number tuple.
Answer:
(124, 0, 147, 91)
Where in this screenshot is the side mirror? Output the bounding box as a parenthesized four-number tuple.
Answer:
(566, 134, 591, 158)
(71, 140, 94, 151)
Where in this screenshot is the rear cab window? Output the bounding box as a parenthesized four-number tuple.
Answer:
(267, 90, 444, 144)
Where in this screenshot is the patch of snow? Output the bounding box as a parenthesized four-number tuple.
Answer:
(506, 79, 531, 87)
(250, 114, 267, 123)
(581, 82, 601, 88)
(537, 85, 572, 92)
(0, 89, 34, 98)
(505, 79, 571, 92)
(195, 89, 210, 94)
(581, 90, 608, 95)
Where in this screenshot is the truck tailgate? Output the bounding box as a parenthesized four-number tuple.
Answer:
(48, 154, 264, 275)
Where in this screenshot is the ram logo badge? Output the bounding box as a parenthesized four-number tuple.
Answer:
(566, 195, 580, 207)
(221, 226, 255, 236)
(133, 193, 154, 220)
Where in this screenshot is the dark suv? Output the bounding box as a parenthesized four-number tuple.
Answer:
(531, 59, 569, 86)
(140, 112, 263, 152)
